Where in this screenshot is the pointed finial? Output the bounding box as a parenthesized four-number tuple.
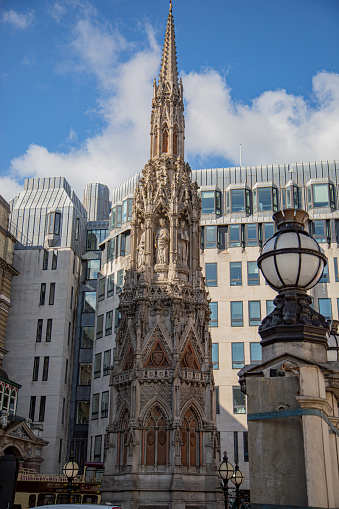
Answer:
(169, 0, 173, 13)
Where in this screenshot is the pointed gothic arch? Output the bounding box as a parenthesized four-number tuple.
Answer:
(162, 124, 169, 153)
(143, 404, 169, 467)
(180, 406, 202, 468)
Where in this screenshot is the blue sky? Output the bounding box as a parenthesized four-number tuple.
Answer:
(1, 0, 339, 201)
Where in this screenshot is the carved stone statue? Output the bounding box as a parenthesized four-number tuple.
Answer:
(156, 218, 169, 265)
(137, 223, 146, 268)
(179, 220, 189, 266)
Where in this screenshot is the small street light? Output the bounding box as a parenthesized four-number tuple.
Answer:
(62, 459, 79, 503)
(231, 461, 245, 508)
(218, 451, 234, 509)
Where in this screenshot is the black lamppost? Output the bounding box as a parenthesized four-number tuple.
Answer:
(218, 451, 234, 509)
(62, 459, 79, 503)
(231, 461, 245, 508)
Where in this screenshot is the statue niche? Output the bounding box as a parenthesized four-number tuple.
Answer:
(155, 218, 169, 265)
(178, 220, 189, 267)
(137, 222, 146, 269)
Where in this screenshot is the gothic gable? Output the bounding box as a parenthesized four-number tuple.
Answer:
(144, 339, 171, 368)
(142, 324, 172, 366)
(180, 340, 200, 370)
(180, 326, 204, 367)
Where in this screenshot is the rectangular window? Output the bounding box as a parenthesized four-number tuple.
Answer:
(39, 396, 46, 422)
(313, 183, 329, 208)
(319, 263, 329, 283)
(46, 319, 52, 342)
(79, 364, 92, 385)
(94, 353, 101, 379)
(87, 259, 100, 280)
(75, 217, 80, 241)
(52, 250, 58, 270)
(248, 301, 261, 326)
(318, 298, 332, 320)
(101, 391, 109, 418)
(232, 342, 244, 368)
(58, 439, 63, 464)
(205, 226, 217, 248)
(76, 401, 89, 425)
(29, 396, 36, 422)
(49, 283, 55, 305)
(212, 343, 219, 369)
(248, 261, 260, 285)
(105, 311, 113, 336)
(263, 223, 275, 242)
(250, 343, 262, 364)
(230, 262, 242, 286)
(73, 255, 76, 274)
(70, 287, 74, 309)
(43, 250, 48, 270)
(62, 398, 65, 424)
(205, 263, 217, 286)
(243, 432, 249, 462)
(230, 189, 245, 212)
(334, 258, 339, 282)
(39, 283, 46, 305)
(83, 292, 96, 313)
(247, 224, 258, 246)
(231, 302, 243, 327)
(107, 274, 114, 297)
(209, 302, 218, 327)
(96, 314, 104, 339)
(116, 269, 124, 294)
(92, 394, 99, 420)
(312, 220, 326, 243)
(94, 435, 102, 461)
(42, 357, 49, 381)
(108, 238, 115, 261)
(266, 300, 275, 315)
(36, 319, 43, 342)
(68, 322, 72, 345)
(65, 359, 68, 384)
(116, 205, 122, 227)
(201, 191, 216, 214)
(233, 386, 246, 414)
(103, 350, 111, 376)
(215, 386, 220, 414)
(114, 309, 121, 332)
(81, 326, 94, 348)
(98, 278, 105, 301)
(32, 357, 39, 381)
(233, 431, 239, 463)
(218, 225, 227, 250)
(229, 224, 241, 247)
(257, 187, 272, 211)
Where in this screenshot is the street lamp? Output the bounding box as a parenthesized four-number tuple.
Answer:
(218, 451, 234, 509)
(231, 461, 245, 508)
(257, 209, 329, 330)
(62, 459, 79, 503)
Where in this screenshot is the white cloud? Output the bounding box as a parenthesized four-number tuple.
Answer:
(1, 9, 34, 29)
(67, 127, 78, 143)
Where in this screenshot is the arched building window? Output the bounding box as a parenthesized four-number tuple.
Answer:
(162, 125, 169, 153)
(181, 407, 201, 467)
(143, 405, 168, 466)
(9, 388, 17, 415)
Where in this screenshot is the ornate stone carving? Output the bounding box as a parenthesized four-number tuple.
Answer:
(155, 218, 169, 266)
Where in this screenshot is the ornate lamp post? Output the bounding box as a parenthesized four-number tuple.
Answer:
(231, 461, 245, 508)
(218, 451, 234, 509)
(62, 459, 79, 503)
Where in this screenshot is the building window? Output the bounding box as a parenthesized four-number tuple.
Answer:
(58, 439, 63, 464)
(248, 301, 261, 326)
(116, 269, 124, 294)
(52, 250, 58, 270)
(215, 386, 220, 414)
(212, 343, 219, 369)
(36, 319, 43, 342)
(229, 224, 242, 247)
(253, 187, 278, 212)
(233, 386, 246, 414)
(65, 359, 68, 384)
(92, 393, 99, 419)
(122, 199, 133, 223)
(49, 283, 55, 305)
(285, 185, 301, 209)
(243, 432, 249, 462)
(205, 225, 217, 248)
(39, 396, 46, 422)
(230, 262, 242, 286)
(98, 278, 105, 301)
(309, 183, 335, 209)
(42, 357, 49, 381)
(79, 364, 92, 386)
(231, 302, 243, 327)
(86, 229, 109, 251)
(68, 322, 72, 345)
(247, 224, 258, 246)
(319, 263, 329, 283)
(114, 309, 121, 332)
(43, 250, 49, 270)
(266, 300, 275, 315)
(311, 220, 328, 243)
(46, 319, 52, 342)
(32, 357, 39, 381)
(247, 261, 260, 285)
(48, 211, 61, 235)
(232, 342, 244, 368)
(76, 401, 89, 425)
(96, 315, 104, 339)
(29, 396, 36, 421)
(70, 287, 74, 309)
(218, 225, 228, 250)
(87, 259, 100, 280)
(233, 431, 239, 463)
(103, 350, 111, 376)
(318, 298, 332, 320)
(205, 263, 217, 286)
(94, 353, 101, 379)
(116, 205, 122, 227)
(209, 302, 218, 327)
(94, 435, 102, 461)
(250, 343, 262, 364)
(75, 218, 80, 241)
(201, 190, 221, 214)
(81, 326, 94, 348)
(108, 238, 115, 261)
(226, 188, 251, 214)
(39, 283, 46, 305)
(101, 391, 109, 418)
(105, 311, 113, 336)
(83, 292, 96, 313)
(107, 274, 114, 297)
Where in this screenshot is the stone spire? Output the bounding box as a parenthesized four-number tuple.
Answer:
(150, 1, 185, 159)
